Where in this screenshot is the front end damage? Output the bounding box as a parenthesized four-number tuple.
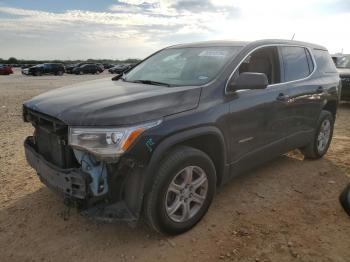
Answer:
(23, 108, 146, 225)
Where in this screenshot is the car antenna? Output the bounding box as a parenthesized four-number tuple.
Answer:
(291, 33, 295, 40)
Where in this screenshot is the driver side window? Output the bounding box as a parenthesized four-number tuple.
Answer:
(237, 46, 281, 85)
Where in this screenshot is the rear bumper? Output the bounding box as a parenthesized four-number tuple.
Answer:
(24, 137, 87, 199)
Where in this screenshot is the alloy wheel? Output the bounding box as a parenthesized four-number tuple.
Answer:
(317, 119, 331, 153)
(165, 166, 208, 223)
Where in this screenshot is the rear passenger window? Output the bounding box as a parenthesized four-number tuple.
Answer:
(280, 46, 311, 82)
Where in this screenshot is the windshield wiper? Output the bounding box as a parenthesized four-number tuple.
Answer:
(132, 79, 171, 87)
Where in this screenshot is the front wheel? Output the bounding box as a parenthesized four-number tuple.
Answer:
(144, 146, 216, 235)
(302, 110, 334, 159)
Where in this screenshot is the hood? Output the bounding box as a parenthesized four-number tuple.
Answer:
(24, 77, 201, 126)
(337, 68, 350, 77)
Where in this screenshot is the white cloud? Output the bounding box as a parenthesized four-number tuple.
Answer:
(0, 0, 349, 59)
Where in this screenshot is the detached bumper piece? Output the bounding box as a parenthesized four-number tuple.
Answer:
(24, 137, 87, 199)
(81, 201, 137, 224)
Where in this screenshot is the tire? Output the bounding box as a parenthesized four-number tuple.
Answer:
(339, 184, 350, 216)
(144, 146, 216, 235)
(57, 71, 63, 76)
(302, 110, 334, 159)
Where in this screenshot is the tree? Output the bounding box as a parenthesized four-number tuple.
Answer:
(7, 57, 18, 64)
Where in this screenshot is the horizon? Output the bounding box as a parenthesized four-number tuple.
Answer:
(0, 0, 350, 60)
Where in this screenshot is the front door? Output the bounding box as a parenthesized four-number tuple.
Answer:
(227, 46, 290, 177)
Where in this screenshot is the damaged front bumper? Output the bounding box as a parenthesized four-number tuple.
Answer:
(24, 137, 139, 224)
(24, 137, 87, 200)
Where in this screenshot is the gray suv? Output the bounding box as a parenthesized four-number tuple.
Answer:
(23, 40, 340, 234)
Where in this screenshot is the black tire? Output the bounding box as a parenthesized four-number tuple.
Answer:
(339, 184, 350, 216)
(302, 110, 334, 159)
(144, 146, 216, 235)
(57, 71, 63, 76)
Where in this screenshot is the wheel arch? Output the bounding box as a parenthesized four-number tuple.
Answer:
(143, 126, 228, 195)
(323, 99, 338, 118)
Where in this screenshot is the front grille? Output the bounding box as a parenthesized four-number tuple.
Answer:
(341, 77, 350, 88)
(24, 107, 78, 168)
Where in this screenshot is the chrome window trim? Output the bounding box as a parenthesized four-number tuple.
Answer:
(225, 44, 317, 94)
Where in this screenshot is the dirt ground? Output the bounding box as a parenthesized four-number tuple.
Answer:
(0, 69, 350, 262)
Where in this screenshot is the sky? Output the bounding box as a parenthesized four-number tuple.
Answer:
(0, 0, 349, 60)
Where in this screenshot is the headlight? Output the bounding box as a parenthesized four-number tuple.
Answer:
(68, 120, 162, 159)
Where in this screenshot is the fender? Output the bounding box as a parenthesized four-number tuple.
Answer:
(142, 125, 229, 194)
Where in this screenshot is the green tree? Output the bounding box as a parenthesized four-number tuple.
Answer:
(7, 57, 18, 64)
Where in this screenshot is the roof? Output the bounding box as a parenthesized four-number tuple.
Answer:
(167, 39, 327, 50)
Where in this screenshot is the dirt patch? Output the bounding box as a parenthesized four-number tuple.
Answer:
(0, 69, 349, 262)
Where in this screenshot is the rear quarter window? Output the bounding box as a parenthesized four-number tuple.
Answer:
(280, 46, 312, 82)
(312, 49, 338, 74)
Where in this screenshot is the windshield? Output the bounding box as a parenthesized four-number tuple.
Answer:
(335, 55, 350, 68)
(124, 46, 242, 86)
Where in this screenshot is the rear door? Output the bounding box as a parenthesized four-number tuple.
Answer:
(279, 46, 323, 149)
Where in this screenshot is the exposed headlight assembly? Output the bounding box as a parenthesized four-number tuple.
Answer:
(68, 120, 162, 159)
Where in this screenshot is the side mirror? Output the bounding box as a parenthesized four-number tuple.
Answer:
(227, 72, 268, 93)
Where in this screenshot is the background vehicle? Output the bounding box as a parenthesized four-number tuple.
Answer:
(23, 40, 339, 235)
(96, 63, 105, 72)
(0, 64, 13, 75)
(332, 54, 350, 101)
(103, 63, 116, 69)
(22, 63, 65, 76)
(72, 64, 103, 74)
(108, 63, 133, 74)
(65, 62, 90, 74)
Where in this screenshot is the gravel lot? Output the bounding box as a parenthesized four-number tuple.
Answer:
(0, 69, 350, 262)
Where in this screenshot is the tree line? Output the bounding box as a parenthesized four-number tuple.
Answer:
(0, 57, 141, 65)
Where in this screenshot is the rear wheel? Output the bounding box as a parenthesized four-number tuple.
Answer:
(144, 146, 216, 235)
(302, 110, 334, 159)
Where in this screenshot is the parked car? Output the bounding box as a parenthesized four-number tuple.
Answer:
(65, 63, 88, 74)
(108, 64, 133, 74)
(22, 63, 65, 76)
(103, 63, 116, 69)
(96, 63, 104, 72)
(332, 54, 350, 101)
(23, 40, 340, 235)
(72, 64, 103, 75)
(0, 64, 13, 75)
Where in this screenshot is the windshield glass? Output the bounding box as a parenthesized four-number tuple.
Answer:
(124, 46, 242, 86)
(335, 55, 350, 68)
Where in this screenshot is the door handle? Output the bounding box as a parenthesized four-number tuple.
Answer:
(316, 86, 324, 94)
(276, 93, 290, 102)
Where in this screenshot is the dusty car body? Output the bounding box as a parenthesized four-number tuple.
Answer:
(23, 39, 340, 234)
